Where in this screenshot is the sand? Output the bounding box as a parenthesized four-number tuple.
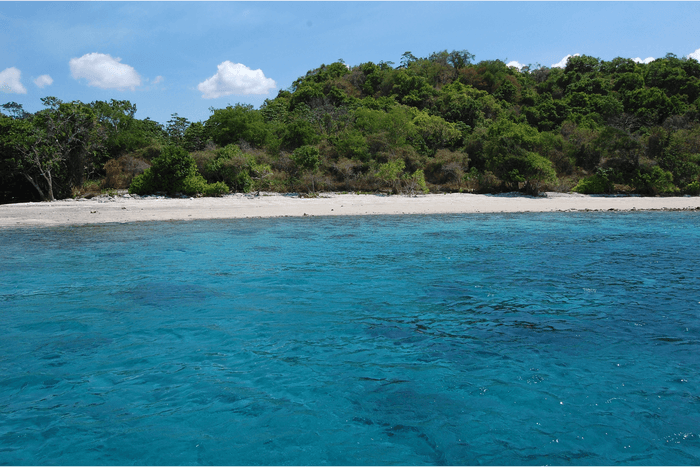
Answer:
(1, 192, 699, 229)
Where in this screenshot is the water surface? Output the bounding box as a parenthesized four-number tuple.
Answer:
(1, 212, 699, 465)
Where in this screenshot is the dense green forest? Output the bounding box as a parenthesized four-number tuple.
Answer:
(2, 50, 700, 203)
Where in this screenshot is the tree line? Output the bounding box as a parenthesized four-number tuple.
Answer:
(2, 50, 700, 203)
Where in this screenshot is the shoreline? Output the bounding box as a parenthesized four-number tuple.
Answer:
(1, 192, 700, 229)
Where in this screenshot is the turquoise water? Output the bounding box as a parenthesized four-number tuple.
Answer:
(1, 212, 700, 465)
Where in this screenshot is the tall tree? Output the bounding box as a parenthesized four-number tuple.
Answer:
(6, 98, 104, 201)
(166, 113, 191, 146)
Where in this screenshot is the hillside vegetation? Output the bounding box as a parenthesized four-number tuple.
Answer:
(2, 51, 700, 202)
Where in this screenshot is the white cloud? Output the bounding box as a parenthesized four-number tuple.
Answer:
(34, 74, 53, 88)
(687, 48, 700, 61)
(69, 52, 141, 91)
(632, 57, 655, 64)
(507, 61, 525, 71)
(153, 75, 164, 84)
(198, 61, 276, 99)
(552, 54, 580, 69)
(0, 67, 28, 94)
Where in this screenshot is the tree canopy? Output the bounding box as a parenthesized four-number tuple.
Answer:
(3, 50, 700, 202)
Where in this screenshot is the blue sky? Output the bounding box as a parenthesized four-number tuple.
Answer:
(2, 2, 700, 125)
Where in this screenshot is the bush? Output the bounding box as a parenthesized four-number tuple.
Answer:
(684, 180, 700, 195)
(291, 145, 321, 172)
(129, 170, 156, 195)
(129, 145, 201, 195)
(463, 168, 500, 193)
(375, 159, 405, 193)
(104, 155, 150, 189)
(203, 181, 230, 197)
(424, 149, 468, 187)
(131, 144, 163, 161)
(402, 169, 429, 195)
(202, 144, 272, 192)
(572, 174, 612, 194)
(632, 166, 678, 195)
(180, 174, 208, 196)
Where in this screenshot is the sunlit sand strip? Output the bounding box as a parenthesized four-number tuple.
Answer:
(1, 192, 699, 229)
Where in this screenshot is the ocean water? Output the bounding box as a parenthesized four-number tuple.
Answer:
(1, 212, 700, 465)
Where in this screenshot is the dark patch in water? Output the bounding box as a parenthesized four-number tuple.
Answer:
(329, 233, 356, 239)
(252, 245, 280, 252)
(654, 336, 684, 342)
(124, 281, 210, 307)
(352, 416, 374, 425)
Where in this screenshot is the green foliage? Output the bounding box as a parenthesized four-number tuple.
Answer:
(334, 130, 370, 161)
(291, 145, 321, 192)
(565, 55, 601, 75)
(7, 49, 700, 201)
(282, 119, 319, 149)
(572, 174, 613, 194)
(291, 145, 321, 172)
(431, 81, 485, 128)
(202, 181, 230, 197)
(412, 111, 462, 155)
(129, 145, 201, 195)
(180, 173, 208, 196)
(375, 159, 405, 192)
(92, 99, 146, 160)
(166, 113, 190, 146)
(623, 87, 682, 125)
(129, 146, 227, 197)
(485, 118, 541, 157)
(183, 121, 208, 151)
(390, 73, 436, 108)
(613, 72, 645, 93)
(645, 55, 700, 102)
(205, 104, 268, 148)
(506, 152, 558, 194)
(524, 94, 570, 131)
(424, 148, 469, 186)
(1, 102, 30, 119)
(684, 180, 700, 195)
(201, 144, 270, 193)
(403, 169, 429, 195)
(149, 145, 199, 193)
(290, 83, 324, 111)
(632, 166, 678, 195)
(2, 98, 106, 201)
(656, 127, 700, 187)
(128, 171, 155, 195)
(291, 61, 351, 92)
(355, 106, 417, 148)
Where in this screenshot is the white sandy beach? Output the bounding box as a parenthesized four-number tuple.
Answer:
(1, 192, 699, 228)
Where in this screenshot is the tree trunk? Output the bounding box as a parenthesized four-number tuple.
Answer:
(23, 173, 47, 201)
(40, 169, 55, 201)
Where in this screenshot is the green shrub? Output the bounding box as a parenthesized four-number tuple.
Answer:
(403, 169, 429, 195)
(572, 174, 611, 194)
(180, 174, 208, 196)
(291, 145, 321, 172)
(633, 166, 678, 195)
(132, 144, 163, 161)
(334, 131, 370, 161)
(128, 145, 202, 195)
(375, 159, 405, 193)
(684, 180, 700, 195)
(203, 144, 271, 192)
(129, 170, 156, 195)
(203, 181, 230, 197)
